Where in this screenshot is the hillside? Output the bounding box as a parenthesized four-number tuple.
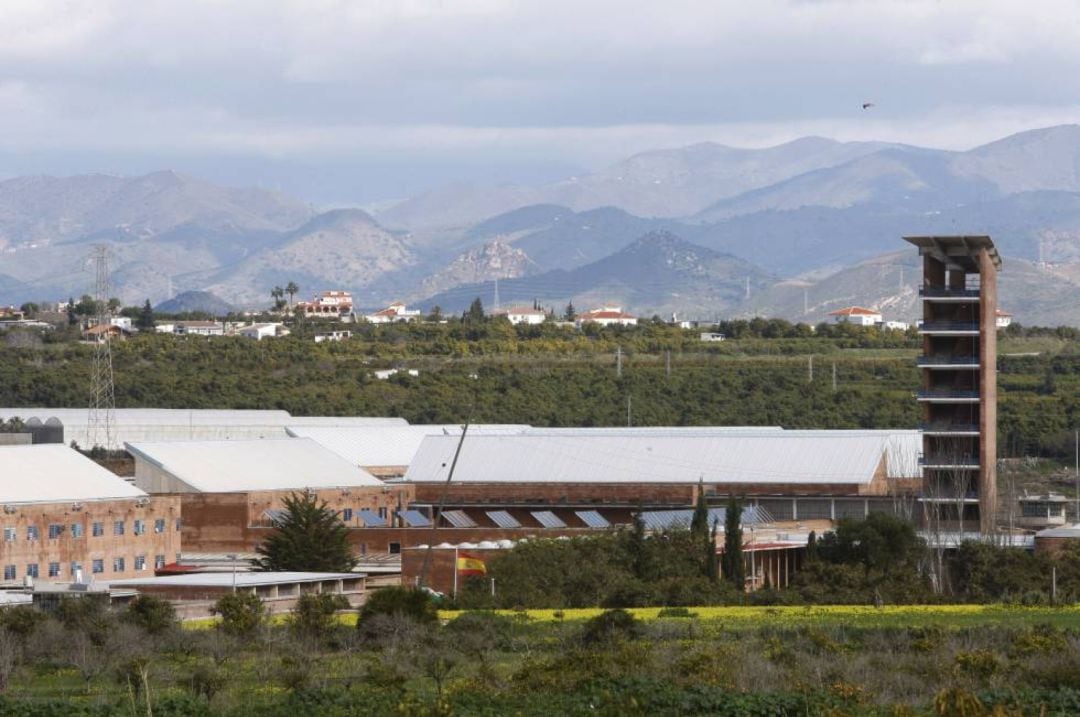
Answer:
(421, 230, 773, 316)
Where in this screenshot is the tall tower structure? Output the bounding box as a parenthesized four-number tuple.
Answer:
(87, 245, 117, 451)
(905, 236, 1001, 533)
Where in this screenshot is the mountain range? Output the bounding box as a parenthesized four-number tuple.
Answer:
(5, 126, 1080, 324)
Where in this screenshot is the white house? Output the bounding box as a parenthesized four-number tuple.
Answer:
(996, 309, 1012, 329)
(236, 323, 286, 340)
(297, 291, 353, 317)
(881, 321, 910, 331)
(576, 306, 638, 327)
(700, 332, 726, 342)
(493, 306, 547, 325)
(374, 368, 420, 380)
(314, 330, 352, 343)
(173, 321, 225, 336)
(109, 317, 133, 331)
(829, 306, 883, 326)
(364, 302, 422, 324)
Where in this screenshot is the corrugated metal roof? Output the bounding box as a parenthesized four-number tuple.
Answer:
(105, 572, 360, 588)
(285, 424, 529, 467)
(0, 445, 148, 503)
(0, 408, 405, 427)
(639, 506, 769, 531)
(125, 438, 383, 492)
(403, 432, 902, 485)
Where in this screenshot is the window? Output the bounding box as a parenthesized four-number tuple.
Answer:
(26, 526, 38, 541)
(378, 507, 388, 519)
(92, 522, 104, 537)
(154, 555, 166, 570)
(113, 557, 125, 573)
(71, 523, 84, 538)
(2, 566, 14, 581)
(133, 519, 146, 536)
(154, 518, 165, 534)
(113, 520, 125, 536)
(134, 555, 146, 571)
(175, 518, 182, 532)
(47, 524, 63, 539)
(70, 561, 82, 577)
(48, 562, 60, 577)
(342, 508, 354, 522)
(92, 559, 104, 574)
(388, 542, 401, 555)
(25, 564, 38, 579)
(2, 528, 14, 543)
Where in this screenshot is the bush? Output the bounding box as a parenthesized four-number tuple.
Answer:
(212, 592, 265, 638)
(124, 595, 177, 635)
(357, 587, 438, 627)
(657, 607, 697, 618)
(289, 593, 350, 639)
(578, 609, 641, 646)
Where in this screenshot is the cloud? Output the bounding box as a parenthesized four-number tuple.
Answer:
(1, 0, 1080, 197)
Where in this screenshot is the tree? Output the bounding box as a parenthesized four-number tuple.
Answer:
(285, 281, 299, 308)
(18, 302, 38, 318)
(123, 594, 176, 635)
(255, 492, 357, 572)
(67, 297, 77, 326)
(289, 592, 350, 640)
(564, 301, 576, 321)
(427, 305, 443, 322)
(721, 496, 745, 589)
(136, 300, 155, 331)
(464, 297, 485, 323)
(212, 592, 265, 638)
(270, 286, 286, 311)
(357, 587, 438, 629)
(690, 481, 709, 539)
(806, 530, 819, 563)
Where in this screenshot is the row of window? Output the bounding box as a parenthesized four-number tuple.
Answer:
(3, 518, 180, 542)
(3, 554, 175, 580)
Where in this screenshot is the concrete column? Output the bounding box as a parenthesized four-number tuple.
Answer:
(978, 248, 998, 533)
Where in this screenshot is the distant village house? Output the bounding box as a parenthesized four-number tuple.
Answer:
(492, 306, 547, 325)
(363, 302, 421, 324)
(297, 291, 353, 317)
(575, 306, 638, 328)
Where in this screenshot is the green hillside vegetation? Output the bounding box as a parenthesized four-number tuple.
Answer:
(1, 319, 1079, 460)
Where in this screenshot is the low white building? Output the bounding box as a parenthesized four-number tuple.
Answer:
(110, 317, 133, 331)
(364, 302, 421, 324)
(700, 332, 726, 342)
(828, 307, 883, 326)
(996, 309, 1012, 329)
(236, 323, 286, 340)
(493, 306, 547, 325)
(174, 321, 225, 336)
(576, 306, 638, 327)
(315, 330, 352, 343)
(297, 291, 353, 317)
(881, 321, 910, 331)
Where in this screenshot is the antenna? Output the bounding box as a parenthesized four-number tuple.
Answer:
(87, 245, 117, 451)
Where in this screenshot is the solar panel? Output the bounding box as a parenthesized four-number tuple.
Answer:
(531, 510, 566, 528)
(441, 510, 478, 528)
(263, 509, 288, 525)
(398, 510, 432, 527)
(486, 510, 521, 529)
(575, 510, 609, 528)
(357, 509, 386, 527)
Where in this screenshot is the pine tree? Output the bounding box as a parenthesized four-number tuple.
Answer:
(806, 530, 819, 563)
(255, 492, 357, 572)
(721, 495, 745, 589)
(136, 300, 155, 331)
(690, 480, 709, 540)
(564, 301, 576, 321)
(705, 519, 719, 581)
(465, 297, 485, 323)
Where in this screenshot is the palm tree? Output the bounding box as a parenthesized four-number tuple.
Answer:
(285, 281, 299, 308)
(270, 286, 285, 311)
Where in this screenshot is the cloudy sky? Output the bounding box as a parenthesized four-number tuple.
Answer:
(3, 0, 1080, 203)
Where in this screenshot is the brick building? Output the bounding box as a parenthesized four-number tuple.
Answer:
(0, 445, 182, 584)
(125, 438, 413, 554)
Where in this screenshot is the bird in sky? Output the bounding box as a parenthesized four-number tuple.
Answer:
(862, 102, 876, 110)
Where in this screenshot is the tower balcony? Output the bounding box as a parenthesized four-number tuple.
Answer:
(919, 422, 980, 436)
(918, 321, 980, 336)
(920, 288, 980, 302)
(916, 355, 980, 369)
(916, 389, 979, 403)
(920, 455, 981, 470)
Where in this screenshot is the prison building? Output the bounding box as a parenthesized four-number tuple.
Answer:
(0, 445, 182, 583)
(124, 438, 413, 554)
(905, 235, 1001, 533)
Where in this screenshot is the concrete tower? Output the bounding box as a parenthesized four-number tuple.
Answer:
(905, 236, 1001, 534)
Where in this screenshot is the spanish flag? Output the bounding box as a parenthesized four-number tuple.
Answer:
(456, 552, 487, 576)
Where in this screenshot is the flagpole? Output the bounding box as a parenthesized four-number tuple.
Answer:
(453, 546, 459, 599)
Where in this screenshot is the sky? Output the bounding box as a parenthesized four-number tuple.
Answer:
(2, 0, 1080, 204)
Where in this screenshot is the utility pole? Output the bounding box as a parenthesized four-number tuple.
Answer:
(832, 362, 837, 392)
(626, 395, 632, 427)
(665, 350, 671, 378)
(88, 245, 117, 451)
(808, 355, 813, 383)
(616, 346, 622, 378)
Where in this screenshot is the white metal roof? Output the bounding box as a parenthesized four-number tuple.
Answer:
(0, 408, 405, 429)
(0, 444, 148, 503)
(125, 438, 384, 492)
(104, 572, 361, 588)
(402, 433, 897, 485)
(285, 424, 529, 467)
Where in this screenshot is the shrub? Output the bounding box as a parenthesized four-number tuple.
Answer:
(357, 587, 438, 628)
(657, 607, 697, 618)
(124, 595, 177, 635)
(212, 592, 265, 638)
(289, 593, 350, 639)
(578, 609, 641, 646)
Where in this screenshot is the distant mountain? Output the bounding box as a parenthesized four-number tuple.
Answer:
(421, 231, 774, 316)
(155, 290, 235, 316)
(411, 240, 532, 302)
(379, 137, 900, 229)
(203, 209, 417, 308)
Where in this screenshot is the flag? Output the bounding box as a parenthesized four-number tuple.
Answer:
(456, 552, 487, 576)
